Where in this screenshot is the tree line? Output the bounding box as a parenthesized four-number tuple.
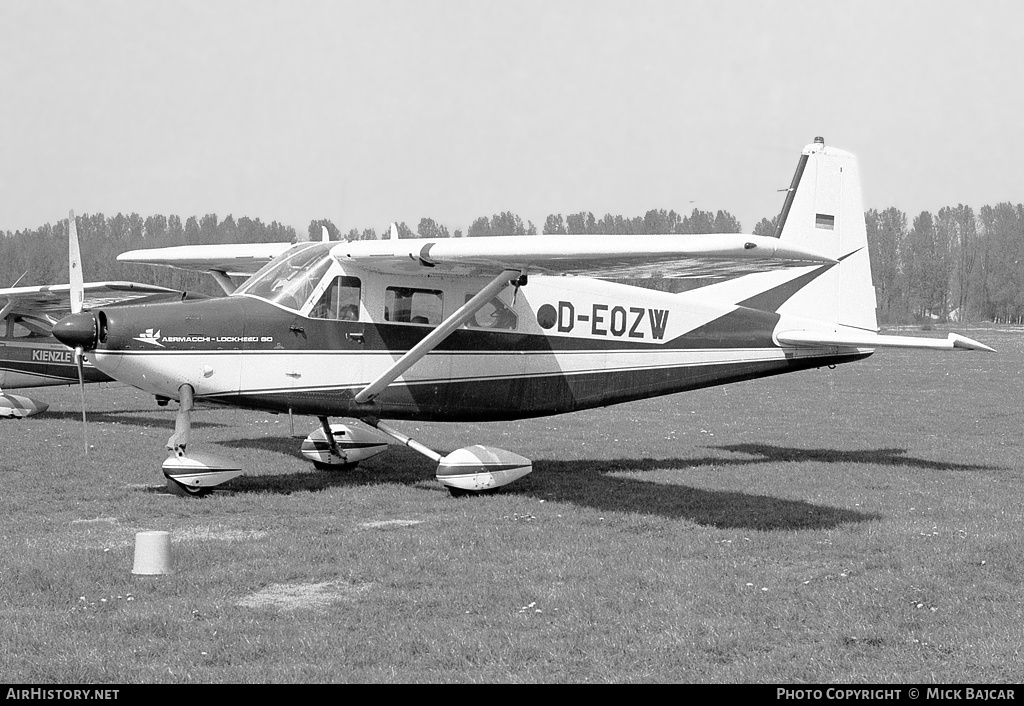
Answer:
(747, 205, 1024, 325)
(3, 203, 1023, 323)
(862, 204, 1023, 325)
(1, 213, 298, 298)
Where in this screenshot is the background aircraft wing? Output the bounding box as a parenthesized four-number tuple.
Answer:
(329, 233, 836, 278)
(0, 281, 185, 318)
(117, 242, 293, 278)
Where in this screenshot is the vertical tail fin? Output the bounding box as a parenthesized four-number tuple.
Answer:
(774, 138, 878, 332)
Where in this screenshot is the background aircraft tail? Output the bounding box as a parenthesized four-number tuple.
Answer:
(771, 137, 878, 332)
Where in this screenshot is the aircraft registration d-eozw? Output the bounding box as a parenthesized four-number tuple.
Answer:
(0, 213, 194, 418)
(52, 138, 994, 496)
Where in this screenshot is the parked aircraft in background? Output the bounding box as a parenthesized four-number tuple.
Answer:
(53, 138, 993, 496)
(1, 220, 326, 418)
(114, 224, 329, 295)
(0, 280, 187, 417)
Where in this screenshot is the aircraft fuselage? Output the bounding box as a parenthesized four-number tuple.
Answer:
(82, 269, 868, 422)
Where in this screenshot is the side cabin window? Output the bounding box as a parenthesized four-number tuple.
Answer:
(309, 276, 361, 321)
(384, 287, 442, 325)
(464, 293, 517, 330)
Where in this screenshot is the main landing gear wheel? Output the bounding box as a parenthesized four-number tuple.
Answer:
(301, 420, 388, 470)
(312, 461, 359, 472)
(361, 420, 534, 497)
(160, 384, 242, 499)
(166, 477, 213, 498)
(447, 485, 485, 498)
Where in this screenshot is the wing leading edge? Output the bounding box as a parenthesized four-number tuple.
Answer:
(116, 242, 294, 278)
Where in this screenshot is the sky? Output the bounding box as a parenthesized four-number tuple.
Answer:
(2, 0, 1023, 237)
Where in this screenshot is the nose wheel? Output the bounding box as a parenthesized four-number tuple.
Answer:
(166, 477, 213, 497)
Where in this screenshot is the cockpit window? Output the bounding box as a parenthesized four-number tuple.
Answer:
(236, 243, 335, 311)
(310, 276, 361, 320)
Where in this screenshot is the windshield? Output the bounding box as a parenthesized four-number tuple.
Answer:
(236, 242, 335, 310)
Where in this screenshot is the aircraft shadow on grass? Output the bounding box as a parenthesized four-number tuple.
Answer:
(199, 435, 1011, 531)
(713, 443, 1002, 473)
(40, 409, 230, 431)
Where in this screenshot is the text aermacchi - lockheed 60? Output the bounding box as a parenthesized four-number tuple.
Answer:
(48, 138, 993, 497)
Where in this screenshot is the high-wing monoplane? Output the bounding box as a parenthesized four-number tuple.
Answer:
(0, 282, 193, 417)
(0, 213, 195, 417)
(52, 139, 994, 496)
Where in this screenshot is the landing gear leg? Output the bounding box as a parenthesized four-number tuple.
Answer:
(166, 383, 193, 458)
(318, 416, 342, 460)
(164, 384, 211, 496)
(160, 384, 241, 497)
(311, 416, 358, 471)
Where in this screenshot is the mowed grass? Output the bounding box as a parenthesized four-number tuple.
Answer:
(1, 327, 1022, 683)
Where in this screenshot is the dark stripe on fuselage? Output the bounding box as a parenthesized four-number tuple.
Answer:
(737, 263, 835, 313)
(735, 250, 862, 314)
(0, 354, 110, 386)
(97, 291, 784, 354)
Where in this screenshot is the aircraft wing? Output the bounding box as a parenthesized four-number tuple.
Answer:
(0, 281, 185, 318)
(329, 233, 836, 278)
(117, 242, 294, 278)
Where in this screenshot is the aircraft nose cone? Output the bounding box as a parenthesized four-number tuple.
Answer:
(52, 312, 98, 351)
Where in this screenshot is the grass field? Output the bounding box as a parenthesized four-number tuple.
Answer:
(2, 327, 1022, 683)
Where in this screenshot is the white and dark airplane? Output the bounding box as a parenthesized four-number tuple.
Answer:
(0, 215, 194, 418)
(51, 138, 994, 496)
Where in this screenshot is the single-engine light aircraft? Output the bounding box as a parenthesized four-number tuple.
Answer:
(52, 139, 993, 496)
(0, 214, 193, 418)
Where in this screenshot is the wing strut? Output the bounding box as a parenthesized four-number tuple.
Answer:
(354, 268, 522, 404)
(209, 270, 238, 295)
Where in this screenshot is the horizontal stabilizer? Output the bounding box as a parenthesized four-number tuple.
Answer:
(776, 330, 996, 352)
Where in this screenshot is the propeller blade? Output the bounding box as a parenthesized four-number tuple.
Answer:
(69, 210, 84, 315)
(74, 346, 88, 454)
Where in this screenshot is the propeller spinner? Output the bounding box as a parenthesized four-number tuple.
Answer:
(51, 312, 99, 351)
